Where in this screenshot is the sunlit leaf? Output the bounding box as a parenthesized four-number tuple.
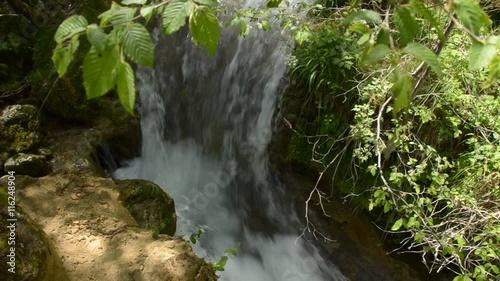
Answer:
(86, 24, 107, 52)
(54, 15, 88, 43)
(162, 0, 194, 35)
(391, 218, 404, 231)
(403, 42, 442, 77)
(122, 23, 154, 66)
(189, 6, 220, 56)
(115, 58, 136, 115)
(470, 42, 497, 70)
(83, 45, 120, 99)
(52, 38, 80, 77)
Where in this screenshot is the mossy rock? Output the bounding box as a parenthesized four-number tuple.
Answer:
(0, 188, 63, 281)
(113, 179, 177, 236)
(4, 154, 48, 177)
(0, 105, 41, 153)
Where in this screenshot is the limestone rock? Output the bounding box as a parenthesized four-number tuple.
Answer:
(0, 186, 68, 281)
(114, 179, 177, 236)
(4, 154, 47, 177)
(0, 105, 41, 153)
(0, 175, 216, 281)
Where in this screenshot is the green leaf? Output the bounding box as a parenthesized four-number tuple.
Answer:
(189, 6, 220, 56)
(224, 249, 238, 256)
(391, 218, 404, 231)
(414, 233, 424, 243)
(456, 235, 466, 248)
(453, 0, 490, 36)
(83, 45, 120, 99)
(54, 15, 88, 43)
(406, 217, 416, 228)
(376, 28, 390, 45)
(491, 265, 500, 274)
(345, 9, 382, 24)
(470, 42, 497, 70)
(357, 33, 370, 45)
(190, 234, 197, 244)
(393, 7, 419, 47)
(349, 22, 370, 35)
(364, 44, 391, 65)
(482, 55, 500, 88)
(392, 68, 413, 114)
(86, 24, 107, 52)
(115, 59, 136, 115)
(140, 5, 155, 22)
(123, 23, 154, 67)
(52, 38, 80, 77)
(229, 18, 251, 37)
(162, 0, 194, 35)
(218, 256, 228, 267)
(409, 0, 444, 41)
(122, 0, 147, 5)
(195, 0, 218, 5)
(99, 2, 137, 27)
(402, 42, 442, 77)
(267, 0, 282, 8)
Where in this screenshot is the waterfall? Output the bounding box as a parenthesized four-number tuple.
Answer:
(114, 4, 348, 280)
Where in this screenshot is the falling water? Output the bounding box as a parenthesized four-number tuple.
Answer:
(114, 3, 348, 280)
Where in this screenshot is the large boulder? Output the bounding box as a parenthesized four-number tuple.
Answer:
(0, 105, 41, 153)
(4, 154, 48, 177)
(114, 179, 177, 236)
(0, 186, 68, 281)
(0, 175, 216, 281)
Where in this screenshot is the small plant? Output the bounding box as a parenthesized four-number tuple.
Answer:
(188, 227, 203, 244)
(211, 242, 240, 272)
(150, 221, 167, 240)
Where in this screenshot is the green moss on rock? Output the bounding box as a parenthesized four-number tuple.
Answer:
(113, 179, 177, 236)
(0, 105, 41, 153)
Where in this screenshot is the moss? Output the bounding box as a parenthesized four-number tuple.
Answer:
(113, 179, 177, 236)
(5, 124, 37, 152)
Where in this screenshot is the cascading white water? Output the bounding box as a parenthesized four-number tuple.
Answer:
(115, 3, 348, 280)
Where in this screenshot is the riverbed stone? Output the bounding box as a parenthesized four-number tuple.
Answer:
(4, 154, 47, 177)
(113, 179, 177, 236)
(0, 105, 41, 153)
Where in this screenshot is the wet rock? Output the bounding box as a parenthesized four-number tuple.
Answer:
(0, 105, 41, 153)
(113, 179, 177, 236)
(0, 186, 68, 281)
(4, 154, 47, 177)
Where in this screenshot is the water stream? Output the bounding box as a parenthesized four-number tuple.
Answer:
(114, 5, 348, 280)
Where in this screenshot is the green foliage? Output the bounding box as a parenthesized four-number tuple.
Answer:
(52, 38, 80, 77)
(189, 6, 220, 56)
(189, 228, 203, 244)
(291, 28, 358, 93)
(163, 0, 194, 35)
(122, 23, 154, 67)
(279, 0, 500, 279)
(211, 242, 240, 271)
(53, 0, 222, 114)
(83, 45, 120, 99)
(402, 42, 442, 77)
